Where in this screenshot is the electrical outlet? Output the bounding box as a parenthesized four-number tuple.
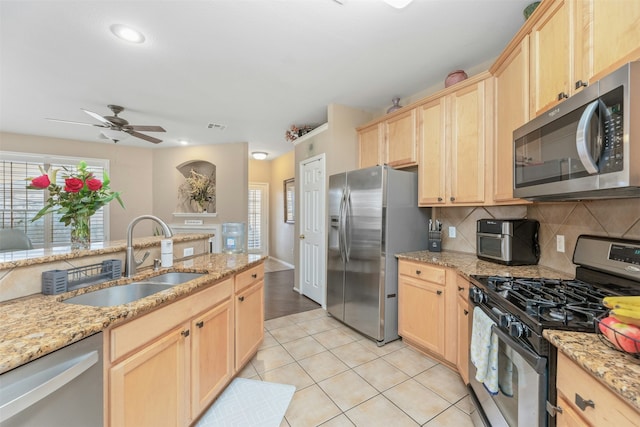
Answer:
(556, 235, 565, 253)
(183, 247, 194, 257)
(448, 226, 456, 238)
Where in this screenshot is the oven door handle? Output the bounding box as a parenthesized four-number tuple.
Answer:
(490, 324, 546, 375)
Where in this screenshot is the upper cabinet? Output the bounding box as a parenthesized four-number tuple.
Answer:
(418, 74, 493, 206)
(357, 110, 418, 170)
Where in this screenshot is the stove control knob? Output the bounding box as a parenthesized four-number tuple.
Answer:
(499, 313, 512, 328)
(509, 321, 524, 338)
(471, 288, 486, 304)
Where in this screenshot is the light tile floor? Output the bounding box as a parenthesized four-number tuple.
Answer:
(237, 308, 476, 427)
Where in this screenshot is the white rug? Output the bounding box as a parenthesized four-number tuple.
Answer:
(195, 378, 296, 427)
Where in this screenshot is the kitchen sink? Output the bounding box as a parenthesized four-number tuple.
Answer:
(63, 282, 173, 307)
(144, 272, 205, 285)
(61, 272, 206, 307)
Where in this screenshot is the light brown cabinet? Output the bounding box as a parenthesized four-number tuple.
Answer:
(384, 108, 418, 168)
(418, 75, 493, 206)
(398, 260, 457, 366)
(555, 351, 640, 427)
(358, 123, 383, 169)
(234, 263, 265, 371)
(455, 275, 470, 385)
(107, 264, 264, 427)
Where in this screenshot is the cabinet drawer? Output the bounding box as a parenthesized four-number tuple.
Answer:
(398, 260, 446, 285)
(456, 274, 470, 302)
(235, 264, 264, 293)
(110, 278, 233, 362)
(556, 351, 639, 426)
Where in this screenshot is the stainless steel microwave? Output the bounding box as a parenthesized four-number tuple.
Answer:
(513, 61, 640, 201)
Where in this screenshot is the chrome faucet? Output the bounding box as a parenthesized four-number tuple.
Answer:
(125, 215, 174, 277)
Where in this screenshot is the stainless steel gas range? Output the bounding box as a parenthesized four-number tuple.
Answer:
(467, 235, 640, 427)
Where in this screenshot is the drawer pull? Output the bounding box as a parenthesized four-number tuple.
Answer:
(181, 330, 190, 338)
(464, 309, 469, 316)
(239, 296, 245, 302)
(415, 270, 421, 275)
(196, 321, 204, 328)
(575, 393, 594, 411)
(437, 290, 442, 295)
(458, 286, 464, 291)
(251, 273, 258, 279)
(558, 92, 569, 100)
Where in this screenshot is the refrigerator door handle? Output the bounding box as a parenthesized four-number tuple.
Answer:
(338, 188, 347, 263)
(344, 187, 352, 263)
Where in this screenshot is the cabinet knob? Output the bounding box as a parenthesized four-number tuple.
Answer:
(437, 197, 443, 202)
(415, 270, 421, 275)
(575, 393, 595, 411)
(181, 330, 190, 337)
(575, 80, 588, 89)
(251, 273, 257, 279)
(450, 197, 455, 202)
(437, 290, 443, 295)
(558, 92, 569, 100)
(196, 321, 204, 328)
(464, 309, 469, 316)
(239, 296, 245, 302)
(458, 286, 465, 291)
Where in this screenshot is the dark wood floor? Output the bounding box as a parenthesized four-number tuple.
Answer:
(264, 270, 320, 320)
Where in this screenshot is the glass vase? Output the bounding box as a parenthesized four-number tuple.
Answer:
(70, 215, 91, 250)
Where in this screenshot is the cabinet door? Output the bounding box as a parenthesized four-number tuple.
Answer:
(358, 123, 383, 169)
(588, 0, 640, 80)
(191, 297, 234, 419)
(235, 280, 264, 371)
(449, 80, 486, 204)
(110, 325, 189, 427)
(417, 97, 447, 205)
(556, 394, 590, 427)
(398, 275, 446, 357)
(385, 109, 418, 168)
(456, 292, 470, 385)
(530, 0, 572, 117)
(494, 36, 530, 203)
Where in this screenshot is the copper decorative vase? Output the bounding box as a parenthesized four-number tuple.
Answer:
(445, 70, 468, 88)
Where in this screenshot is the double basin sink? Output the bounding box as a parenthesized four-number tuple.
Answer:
(62, 272, 206, 307)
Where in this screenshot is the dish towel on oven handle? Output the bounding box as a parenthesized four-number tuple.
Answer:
(470, 306, 499, 395)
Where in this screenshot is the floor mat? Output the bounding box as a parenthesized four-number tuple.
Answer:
(195, 378, 295, 427)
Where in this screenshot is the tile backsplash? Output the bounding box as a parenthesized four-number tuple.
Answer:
(436, 199, 640, 276)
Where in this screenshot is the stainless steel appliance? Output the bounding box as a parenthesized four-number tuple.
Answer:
(513, 61, 640, 201)
(476, 219, 540, 265)
(0, 332, 103, 427)
(468, 235, 640, 427)
(327, 165, 429, 345)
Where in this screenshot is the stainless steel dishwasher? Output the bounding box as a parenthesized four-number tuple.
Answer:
(0, 332, 103, 427)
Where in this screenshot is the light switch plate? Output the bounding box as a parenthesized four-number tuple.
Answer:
(183, 247, 194, 257)
(556, 235, 565, 253)
(448, 226, 456, 238)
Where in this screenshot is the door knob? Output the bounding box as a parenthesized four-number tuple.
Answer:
(299, 234, 305, 239)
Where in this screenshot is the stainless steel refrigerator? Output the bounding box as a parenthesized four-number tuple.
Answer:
(327, 165, 430, 345)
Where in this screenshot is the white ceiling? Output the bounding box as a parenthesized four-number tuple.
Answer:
(0, 0, 532, 159)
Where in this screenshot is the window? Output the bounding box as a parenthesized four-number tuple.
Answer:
(0, 152, 111, 249)
(248, 182, 268, 254)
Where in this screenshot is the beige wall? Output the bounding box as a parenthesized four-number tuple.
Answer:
(269, 151, 295, 265)
(436, 199, 640, 276)
(1, 132, 250, 240)
(249, 158, 271, 182)
(0, 132, 153, 240)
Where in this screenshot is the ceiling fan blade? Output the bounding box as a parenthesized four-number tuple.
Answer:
(46, 118, 108, 128)
(82, 108, 113, 125)
(126, 130, 162, 144)
(125, 125, 166, 132)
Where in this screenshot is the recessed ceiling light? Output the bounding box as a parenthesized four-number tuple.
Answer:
(179, 139, 189, 146)
(110, 24, 146, 44)
(252, 152, 268, 160)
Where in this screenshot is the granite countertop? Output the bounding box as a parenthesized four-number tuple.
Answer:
(397, 250, 640, 414)
(0, 252, 264, 374)
(545, 330, 640, 413)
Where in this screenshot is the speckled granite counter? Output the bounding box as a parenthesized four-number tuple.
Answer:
(396, 250, 573, 280)
(545, 330, 640, 413)
(0, 252, 264, 374)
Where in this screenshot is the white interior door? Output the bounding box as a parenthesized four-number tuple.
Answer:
(298, 154, 326, 307)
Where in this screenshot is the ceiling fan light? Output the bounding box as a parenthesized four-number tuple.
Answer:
(383, 0, 414, 9)
(110, 24, 145, 44)
(101, 129, 128, 142)
(252, 151, 268, 160)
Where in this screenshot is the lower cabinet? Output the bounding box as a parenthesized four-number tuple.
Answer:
(555, 351, 640, 427)
(107, 263, 264, 427)
(398, 260, 457, 366)
(455, 275, 470, 384)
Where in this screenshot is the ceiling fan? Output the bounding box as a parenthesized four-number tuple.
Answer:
(47, 104, 166, 144)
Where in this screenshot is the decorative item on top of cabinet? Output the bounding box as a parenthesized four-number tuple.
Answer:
(523, 2, 540, 20)
(445, 70, 468, 88)
(387, 97, 402, 113)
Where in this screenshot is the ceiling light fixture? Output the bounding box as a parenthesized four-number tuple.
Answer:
(252, 152, 268, 160)
(179, 139, 189, 146)
(383, 0, 414, 9)
(110, 24, 146, 43)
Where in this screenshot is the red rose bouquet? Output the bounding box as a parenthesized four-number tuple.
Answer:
(28, 161, 124, 248)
